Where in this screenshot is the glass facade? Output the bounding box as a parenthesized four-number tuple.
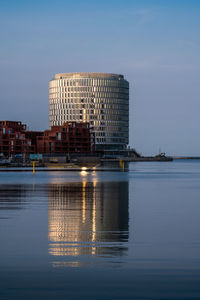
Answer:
(49, 73, 129, 150)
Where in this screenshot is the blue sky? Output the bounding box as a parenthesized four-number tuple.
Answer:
(0, 0, 200, 155)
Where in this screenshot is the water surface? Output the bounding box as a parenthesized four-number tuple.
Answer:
(1, 161, 200, 299)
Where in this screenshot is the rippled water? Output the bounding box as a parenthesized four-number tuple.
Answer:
(1, 161, 200, 299)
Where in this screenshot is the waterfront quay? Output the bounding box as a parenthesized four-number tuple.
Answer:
(0, 153, 173, 172)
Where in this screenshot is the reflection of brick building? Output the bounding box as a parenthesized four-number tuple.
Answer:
(37, 122, 94, 154)
(0, 120, 94, 157)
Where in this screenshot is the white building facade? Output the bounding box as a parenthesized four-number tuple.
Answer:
(49, 72, 129, 150)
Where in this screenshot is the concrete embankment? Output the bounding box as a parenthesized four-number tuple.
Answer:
(0, 156, 173, 172)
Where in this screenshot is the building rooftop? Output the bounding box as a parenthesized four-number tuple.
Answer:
(53, 72, 124, 80)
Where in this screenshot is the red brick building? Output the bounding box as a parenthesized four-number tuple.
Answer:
(37, 122, 94, 154)
(0, 121, 41, 157)
(0, 121, 94, 157)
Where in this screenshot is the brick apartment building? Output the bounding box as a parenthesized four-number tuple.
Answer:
(37, 122, 94, 154)
(0, 121, 42, 157)
(0, 121, 94, 157)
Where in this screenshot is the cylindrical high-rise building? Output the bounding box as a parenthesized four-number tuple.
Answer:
(49, 72, 129, 150)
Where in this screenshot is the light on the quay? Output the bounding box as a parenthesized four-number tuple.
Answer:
(81, 167, 87, 176)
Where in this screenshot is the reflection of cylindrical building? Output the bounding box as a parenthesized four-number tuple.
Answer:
(48, 181, 129, 257)
(49, 73, 129, 150)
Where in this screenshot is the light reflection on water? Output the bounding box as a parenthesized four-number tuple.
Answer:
(48, 181, 129, 263)
(0, 171, 129, 269)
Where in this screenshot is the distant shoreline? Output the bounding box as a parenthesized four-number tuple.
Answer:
(173, 157, 200, 159)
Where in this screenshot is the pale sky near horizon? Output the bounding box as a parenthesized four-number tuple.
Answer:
(0, 0, 200, 156)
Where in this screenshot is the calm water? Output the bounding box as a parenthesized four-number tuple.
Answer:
(1, 161, 200, 299)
